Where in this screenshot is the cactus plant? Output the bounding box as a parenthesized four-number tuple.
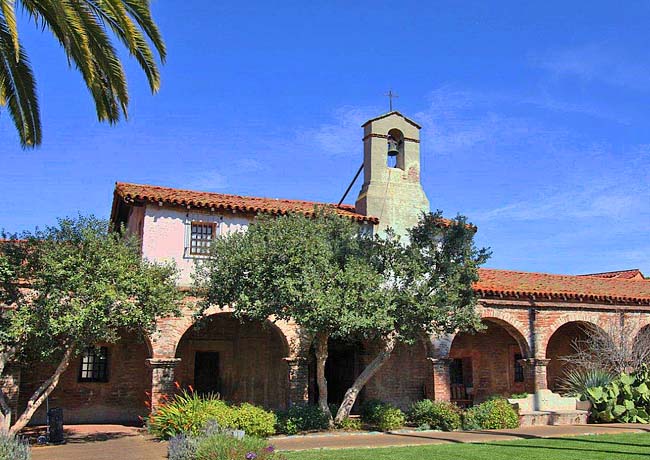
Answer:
(586, 365, 650, 423)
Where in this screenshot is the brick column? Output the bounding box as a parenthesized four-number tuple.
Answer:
(429, 358, 452, 401)
(285, 357, 309, 407)
(522, 358, 550, 393)
(147, 358, 181, 412)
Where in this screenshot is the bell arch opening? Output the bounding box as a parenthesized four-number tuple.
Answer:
(386, 128, 405, 169)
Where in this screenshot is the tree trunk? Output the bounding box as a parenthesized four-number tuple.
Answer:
(0, 393, 10, 434)
(334, 333, 397, 424)
(9, 346, 75, 436)
(313, 331, 333, 425)
(0, 348, 14, 434)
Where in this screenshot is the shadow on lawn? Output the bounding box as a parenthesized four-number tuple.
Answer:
(388, 431, 540, 443)
(387, 430, 650, 451)
(473, 440, 650, 457)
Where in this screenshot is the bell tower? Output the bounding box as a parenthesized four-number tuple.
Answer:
(355, 111, 430, 237)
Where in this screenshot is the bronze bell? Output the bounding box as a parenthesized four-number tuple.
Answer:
(387, 137, 400, 157)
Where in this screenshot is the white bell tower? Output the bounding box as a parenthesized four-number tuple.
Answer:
(355, 111, 430, 237)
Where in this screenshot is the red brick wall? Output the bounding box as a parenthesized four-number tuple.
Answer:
(175, 314, 288, 410)
(18, 331, 151, 425)
(450, 321, 527, 401)
(364, 340, 431, 410)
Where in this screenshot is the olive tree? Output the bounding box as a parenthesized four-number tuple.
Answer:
(0, 216, 180, 434)
(194, 210, 489, 425)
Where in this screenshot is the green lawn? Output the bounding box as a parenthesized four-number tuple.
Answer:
(283, 433, 650, 460)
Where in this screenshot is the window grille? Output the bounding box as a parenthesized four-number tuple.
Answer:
(190, 222, 216, 255)
(514, 353, 524, 382)
(79, 346, 109, 382)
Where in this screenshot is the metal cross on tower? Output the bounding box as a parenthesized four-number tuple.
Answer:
(385, 90, 398, 111)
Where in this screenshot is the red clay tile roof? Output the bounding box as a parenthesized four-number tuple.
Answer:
(114, 182, 379, 223)
(579, 269, 646, 280)
(475, 268, 650, 305)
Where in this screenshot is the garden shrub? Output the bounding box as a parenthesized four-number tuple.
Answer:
(408, 399, 462, 431)
(359, 399, 385, 424)
(148, 390, 235, 439)
(509, 393, 529, 399)
(360, 399, 405, 431)
(0, 435, 30, 460)
(275, 404, 330, 435)
(335, 417, 362, 431)
(463, 398, 519, 430)
(148, 390, 276, 439)
(195, 433, 284, 460)
(232, 403, 277, 438)
(586, 366, 650, 423)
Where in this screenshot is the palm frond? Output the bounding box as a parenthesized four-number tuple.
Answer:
(87, 0, 161, 92)
(1, 0, 165, 147)
(0, 13, 41, 147)
(121, 0, 166, 61)
(0, 0, 19, 59)
(70, 0, 128, 121)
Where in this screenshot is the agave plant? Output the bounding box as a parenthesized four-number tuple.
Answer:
(0, 0, 166, 147)
(558, 367, 615, 398)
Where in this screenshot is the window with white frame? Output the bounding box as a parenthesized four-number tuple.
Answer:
(190, 222, 216, 255)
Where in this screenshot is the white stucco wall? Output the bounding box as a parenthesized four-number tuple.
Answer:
(141, 205, 252, 287)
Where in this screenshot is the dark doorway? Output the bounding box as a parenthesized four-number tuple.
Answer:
(308, 340, 365, 410)
(194, 351, 220, 395)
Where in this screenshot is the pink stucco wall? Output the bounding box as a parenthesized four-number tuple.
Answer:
(140, 205, 251, 286)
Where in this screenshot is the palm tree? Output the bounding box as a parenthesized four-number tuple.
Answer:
(0, 0, 166, 148)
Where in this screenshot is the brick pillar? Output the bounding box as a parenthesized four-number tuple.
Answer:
(429, 358, 451, 401)
(147, 358, 181, 412)
(285, 357, 309, 407)
(522, 358, 550, 393)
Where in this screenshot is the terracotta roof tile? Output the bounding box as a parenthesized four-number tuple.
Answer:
(114, 182, 378, 223)
(475, 268, 650, 305)
(579, 269, 646, 280)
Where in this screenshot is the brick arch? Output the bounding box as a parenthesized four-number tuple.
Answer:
(178, 309, 292, 358)
(540, 312, 609, 355)
(625, 313, 650, 343)
(171, 310, 291, 409)
(151, 305, 300, 359)
(435, 313, 531, 359)
(481, 317, 532, 358)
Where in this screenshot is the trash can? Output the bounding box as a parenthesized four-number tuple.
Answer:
(47, 407, 64, 444)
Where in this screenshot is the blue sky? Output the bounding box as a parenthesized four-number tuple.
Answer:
(2, 1, 649, 275)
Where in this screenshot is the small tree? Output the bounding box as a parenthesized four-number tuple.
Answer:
(195, 210, 489, 425)
(563, 316, 650, 376)
(0, 216, 180, 434)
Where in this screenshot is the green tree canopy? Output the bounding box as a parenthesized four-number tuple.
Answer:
(194, 209, 489, 424)
(0, 0, 166, 147)
(0, 215, 180, 434)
